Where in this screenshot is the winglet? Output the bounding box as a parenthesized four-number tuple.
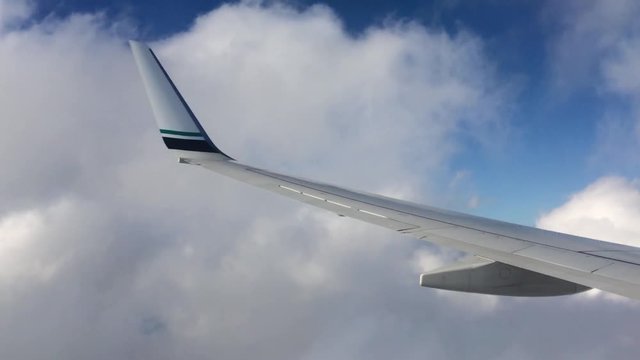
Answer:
(129, 40, 232, 161)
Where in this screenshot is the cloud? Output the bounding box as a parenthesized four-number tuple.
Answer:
(154, 3, 511, 193)
(0, 0, 33, 30)
(603, 39, 640, 96)
(546, 0, 640, 168)
(2, 2, 640, 359)
(546, 0, 640, 92)
(537, 177, 640, 246)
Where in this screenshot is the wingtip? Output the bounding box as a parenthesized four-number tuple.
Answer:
(128, 40, 147, 50)
(129, 39, 235, 162)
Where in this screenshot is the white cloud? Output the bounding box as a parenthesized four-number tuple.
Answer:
(0, 200, 66, 284)
(0, 0, 32, 30)
(537, 176, 640, 246)
(547, 0, 640, 168)
(154, 3, 509, 194)
(1, 2, 639, 359)
(603, 39, 640, 96)
(547, 0, 640, 92)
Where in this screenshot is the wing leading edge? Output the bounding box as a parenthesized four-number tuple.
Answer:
(130, 41, 640, 300)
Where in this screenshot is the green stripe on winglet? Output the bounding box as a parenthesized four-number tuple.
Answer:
(159, 129, 202, 137)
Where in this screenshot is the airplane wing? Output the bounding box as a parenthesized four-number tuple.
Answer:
(130, 40, 640, 300)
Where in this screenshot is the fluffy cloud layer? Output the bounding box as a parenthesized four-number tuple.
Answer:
(1, 1, 640, 359)
(537, 177, 640, 247)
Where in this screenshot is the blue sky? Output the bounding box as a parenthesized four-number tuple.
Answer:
(27, 0, 627, 224)
(4, 1, 640, 359)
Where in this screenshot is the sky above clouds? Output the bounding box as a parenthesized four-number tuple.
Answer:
(2, 0, 640, 359)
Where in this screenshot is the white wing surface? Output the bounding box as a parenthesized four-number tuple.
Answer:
(130, 41, 640, 300)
